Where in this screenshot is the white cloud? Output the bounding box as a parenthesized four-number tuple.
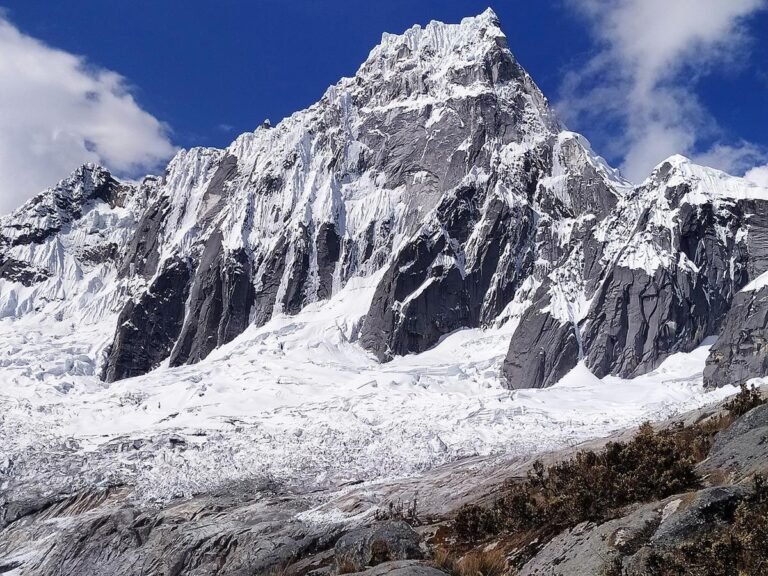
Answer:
(745, 165, 768, 187)
(692, 141, 767, 176)
(0, 16, 176, 214)
(559, 0, 767, 182)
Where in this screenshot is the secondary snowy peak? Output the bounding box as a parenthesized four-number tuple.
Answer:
(0, 164, 151, 311)
(1, 164, 122, 247)
(648, 154, 768, 203)
(503, 153, 768, 389)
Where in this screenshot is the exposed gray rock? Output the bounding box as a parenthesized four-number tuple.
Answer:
(519, 505, 661, 576)
(0, 255, 49, 286)
(103, 257, 192, 382)
(699, 404, 768, 480)
(316, 222, 342, 300)
(347, 561, 447, 576)
(520, 486, 750, 576)
(582, 265, 707, 379)
(502, 287, 580, 389)
(169, 232, 255, 368)
(334, 521, 423, 571)
(704, 286, 768, 388)
(647, 486, 747, 548)
(0, 486, 344, 576)
(118, 193, 170, 279)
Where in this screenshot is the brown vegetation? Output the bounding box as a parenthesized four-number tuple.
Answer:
(433, 547, 511, 576)
(724, 382, 765, 418)
(455, 422, 710, 542)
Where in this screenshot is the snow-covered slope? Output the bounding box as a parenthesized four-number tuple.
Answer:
(0, 267, 737, 506)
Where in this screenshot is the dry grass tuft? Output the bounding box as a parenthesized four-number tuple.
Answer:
(433, 546, 511, 576)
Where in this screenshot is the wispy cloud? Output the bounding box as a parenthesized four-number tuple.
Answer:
(0, 15, 176, 214)
(745, 164, 768, 187)
(559, 0, 768, 182)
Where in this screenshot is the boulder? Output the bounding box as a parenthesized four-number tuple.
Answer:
(347, 561, 447, 576)
(334, 521, 423, 572)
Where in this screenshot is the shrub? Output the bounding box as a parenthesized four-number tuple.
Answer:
(433, 547, 510, 576)
(455, 422, 708, 542)
(454, 503, 502, 541)
(724, 383, 765, 418)
(336, 554, 363, 574)
(374, 497, 421, 525)
(457, 548, 508, 576)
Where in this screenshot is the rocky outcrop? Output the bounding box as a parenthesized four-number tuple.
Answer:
(103, 258, 192, 382)
(502, 287, 580, 389)
(582, 265, 707, 379)
(518, 502, 661, 576)
(704, 285, 768, 388)
(0, 255, 50, 286)
(520, 485, 750, 576)
(0, 485, 344, 576)
(699, 404, 768, 480)
(334, 521, 423, 571)
(348, 562, 447, 576)
(169, 233, 255, 367)
(118, 193, 169, 279)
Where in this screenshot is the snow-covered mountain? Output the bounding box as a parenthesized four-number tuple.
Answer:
(1, 7, 767, 506)
(3, 12, 768, 575)
(2, 10, 765, 395)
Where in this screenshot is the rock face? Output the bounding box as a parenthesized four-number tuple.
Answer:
(348, 561, 447, 576)
(103, 258, 192, 382)
(502, 287, 580, 389)
(0, 10, 767, 390)
(704, 283, 768, 388)
(699, 404, 768, 480)
(168, 234, 255, 367)
(504, 156, 768, 389)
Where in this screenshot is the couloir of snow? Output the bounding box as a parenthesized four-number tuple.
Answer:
(0, 270, 739, 503)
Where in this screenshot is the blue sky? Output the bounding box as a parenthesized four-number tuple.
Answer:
(0, 0, 766, 211)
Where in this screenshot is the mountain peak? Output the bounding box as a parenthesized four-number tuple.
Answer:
(476, 7, 500, 24)
(374, 8, 506, 63)
(647, 154, 768, 203)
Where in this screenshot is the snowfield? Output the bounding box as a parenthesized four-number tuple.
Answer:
(0, 270, 739, 504)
